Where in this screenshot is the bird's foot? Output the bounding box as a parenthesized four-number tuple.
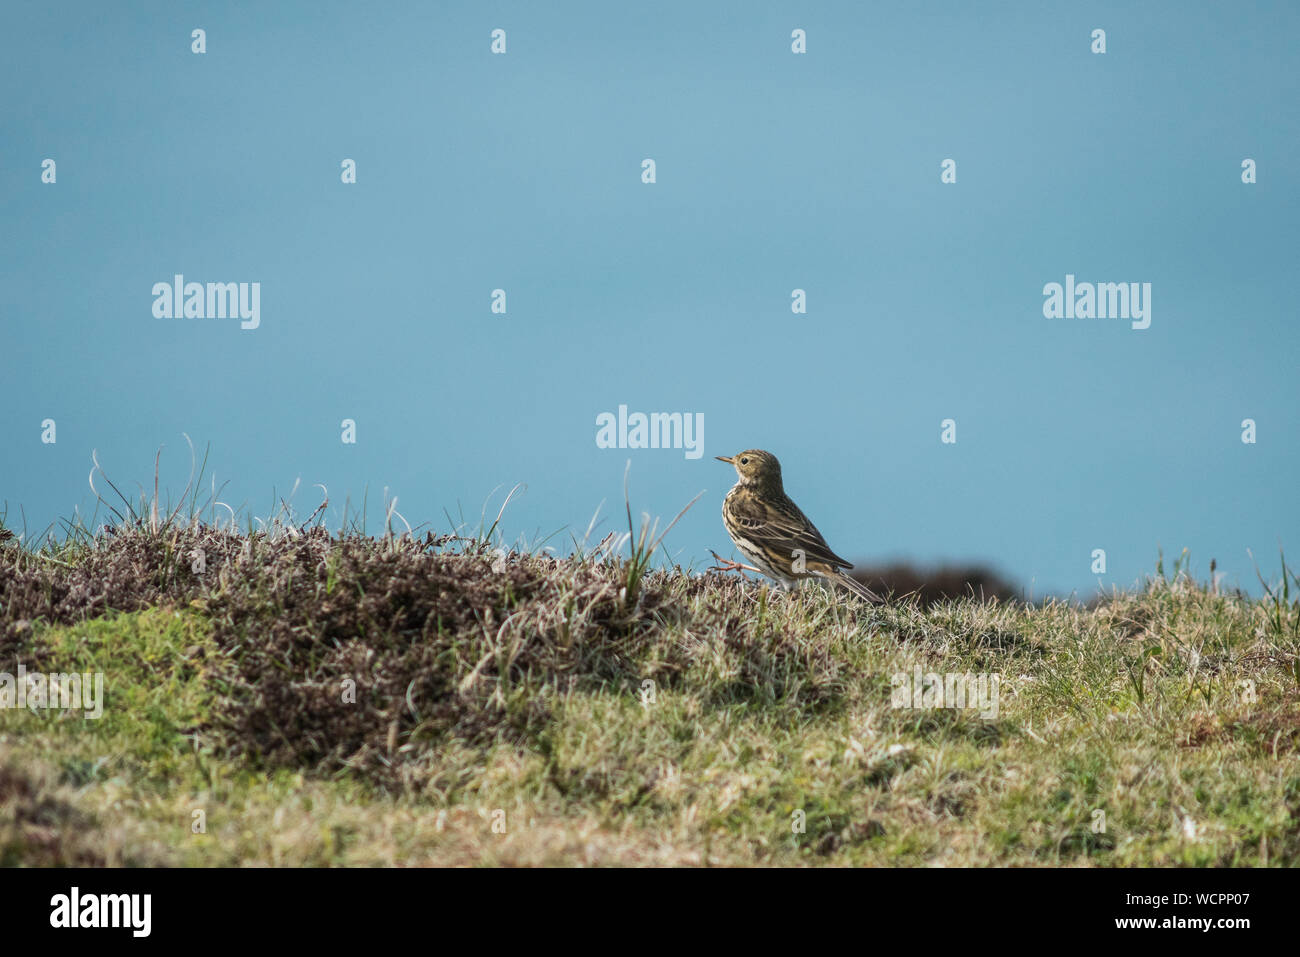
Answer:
(708, 550, 765, 576)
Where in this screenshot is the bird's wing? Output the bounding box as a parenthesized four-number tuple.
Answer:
(725, 493, 854, 570)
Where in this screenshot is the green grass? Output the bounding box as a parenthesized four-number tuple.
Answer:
(1, 523, 1298, 866)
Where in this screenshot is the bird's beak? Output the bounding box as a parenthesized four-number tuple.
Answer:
(715, 455, 734, 464)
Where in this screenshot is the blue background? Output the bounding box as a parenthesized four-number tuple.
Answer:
(2, 1, 1296, 598)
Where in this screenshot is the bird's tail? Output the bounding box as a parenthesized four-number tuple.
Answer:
(831, 570, 882, 604)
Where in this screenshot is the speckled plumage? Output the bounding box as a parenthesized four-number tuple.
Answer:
(716, 449, 880, 603)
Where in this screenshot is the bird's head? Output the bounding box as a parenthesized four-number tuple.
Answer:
(716, 449, 783, 490)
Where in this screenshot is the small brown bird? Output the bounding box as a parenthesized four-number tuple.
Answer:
(714, 449, 880, 603)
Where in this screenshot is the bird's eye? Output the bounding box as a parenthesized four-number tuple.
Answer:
(740, 457, 749, 465)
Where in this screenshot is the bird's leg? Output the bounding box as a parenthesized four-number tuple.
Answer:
(708, 549, 765, 576)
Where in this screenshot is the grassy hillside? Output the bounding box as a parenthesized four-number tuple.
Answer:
(1, 521, 1298, 866)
